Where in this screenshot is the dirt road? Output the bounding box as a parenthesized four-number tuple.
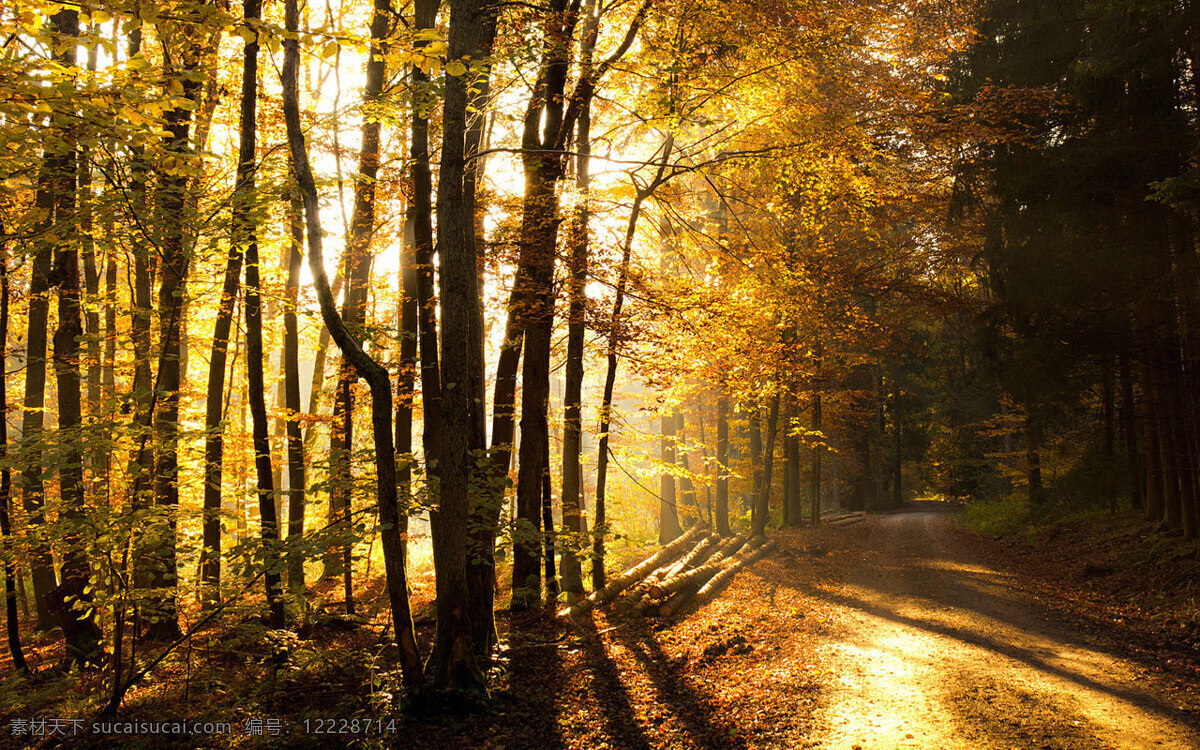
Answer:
(796, 502, 1200, 749)
(408, 502, 1200, 749)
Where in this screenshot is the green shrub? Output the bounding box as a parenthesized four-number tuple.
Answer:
(965, 492, 1031, 537)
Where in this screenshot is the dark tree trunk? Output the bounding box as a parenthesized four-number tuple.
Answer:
(1103, 358, 1116, 513)
(201, 4, 256, 605)
(1119, 352, 1143, 509)
(811, 392, 822, 524)
(22, 156, 59, 631)
(1025, 410, 1045, 510)
(748, 407, 763, 517)
(441, 0, 500, 661)
(235, 2, 285, 628)
(324, 0, 397, 599)
(752, 394, 780, 537)
(46, 6, 102, 665)
(429, 0, 495, 689)
(282, 0, 424, 688)
(511, 0, 580, 610)
(144, 8, 213, 639)
(716, 395, 731, 535)
(559, 0, 598, 603)
(0, 243, 25, 673)
(1143, 364, 1166, 521)
(284, 190, 306, 594)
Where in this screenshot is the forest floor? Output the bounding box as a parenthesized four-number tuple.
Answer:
(5, 500, 1200, 748)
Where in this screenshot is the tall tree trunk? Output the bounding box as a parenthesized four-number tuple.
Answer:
(145, 8, 210, 640)
(593, 137, 673, 586)
(236, 0, 285, 628)
(281, 0, 424, 688)
(0, 243, 25, 673)
(511, 0, 580, 611)
(449, 0, 501, 661)
(201, 16, 255, 606)
(748, 406, 763, 517)
(810, 390, 822, 524)
(429, 0, 495, 688)
(395, 213, 418, 568)
(542, 469, 558, 599)
(47, 5, 103, 665)
(1103, 358, 1116, 513)
(715, 394, 731, 535)
(559, 0, 598, 604)
(1143, 364, 1166, 521)
(1025, 409, 1045, 510)
(752, 394, 780, 537)
(324, 0, 397, 595)
(659, 410, 681, 543)
(22, 134, 60, 633)
(1120, 352, 1143, 509)
(284, 190, 307, 594)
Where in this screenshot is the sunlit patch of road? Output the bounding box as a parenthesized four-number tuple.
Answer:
(804, 506, 1200, 749)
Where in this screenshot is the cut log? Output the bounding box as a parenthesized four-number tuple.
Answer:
(693, 539, 777, 606)
(830, 512, 866, 527)
(648, 534, 718, 585)
(639, 537, 766, 616)
(562, 522, 707, 618)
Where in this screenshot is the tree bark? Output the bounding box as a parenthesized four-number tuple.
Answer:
(235, 1, 285, 628)
(511, 0, 581, 611)
(1119, 352, 1143, 509)
(429, 0, 495, 688)
(281, 0, 424, 688)
(284, 189, 307, 594)
(0, 242, 25, 673)
(716, 395, 731, 535)
(559, 0, 599, 604)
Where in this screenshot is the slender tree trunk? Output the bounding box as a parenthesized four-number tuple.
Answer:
(395, 213, 418, 565)
(748, 406, 762, 517)
(22, 137, 60, 632)
(446, 0, 501, 660)
(752, 394, 780, 537)
(559, 0, 598, 604)
(1025, 409, 1045, 510)
(594, 138, 673, 586)
(0, 241, 24, 673)
(281, 0, 424, 687)
(542, 469, 558, 599)
(201, 22, 254, 606)
(1143, 364, 1166, 521)
(284, 190, 307, 594)
(47, 6, 103, 665)
(324, 0, 396, 596)
(716, 395, 731, 535)
(511, 0, 578, 608)
(892, 370, 903, 509)
(235, 0, 285, 628)
(428, 0, 494, 688)
(1103, 358, 1116, 513)
(660, 410, 681, 543)
(140, 5, 215, 640)
(811, 392, 822, 524)
(1120, 352, 1143, 509)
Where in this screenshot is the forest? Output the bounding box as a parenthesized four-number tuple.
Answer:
(3, 0, 1200, 747)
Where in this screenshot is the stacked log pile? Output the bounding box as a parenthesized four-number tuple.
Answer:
(820, 510, 866, 527)
(561, 526, 777, 620)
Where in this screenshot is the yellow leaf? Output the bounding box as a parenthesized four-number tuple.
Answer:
(446, 59, 467, 77)
(320, 39, 339, 59)
(237, 27, 256, 45)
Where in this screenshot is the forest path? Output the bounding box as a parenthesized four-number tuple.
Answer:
(799, 501, 1198, 749)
